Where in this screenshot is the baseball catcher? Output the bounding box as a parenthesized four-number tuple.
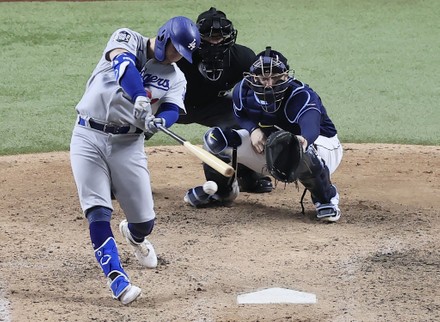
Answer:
(185, 46, 343, 222)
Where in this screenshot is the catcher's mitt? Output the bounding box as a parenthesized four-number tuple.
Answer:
(265, 130, 303, 183)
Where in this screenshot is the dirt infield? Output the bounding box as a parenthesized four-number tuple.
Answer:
(0, 143, 439, 321)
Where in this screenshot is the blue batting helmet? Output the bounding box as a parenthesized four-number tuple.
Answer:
(155, 16, 201, 63)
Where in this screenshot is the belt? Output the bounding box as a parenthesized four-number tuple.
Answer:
(78, 117, 143, 134)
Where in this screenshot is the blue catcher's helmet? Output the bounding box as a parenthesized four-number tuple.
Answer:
(155, 16, 201, 63)
(244, 46, 293, 113)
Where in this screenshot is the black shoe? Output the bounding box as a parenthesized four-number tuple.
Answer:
(239, 176, 273, 193)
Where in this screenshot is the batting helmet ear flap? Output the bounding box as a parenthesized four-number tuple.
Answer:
(154, 27, 169, 62)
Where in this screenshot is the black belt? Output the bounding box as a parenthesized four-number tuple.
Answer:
(78, 117, 143, 134)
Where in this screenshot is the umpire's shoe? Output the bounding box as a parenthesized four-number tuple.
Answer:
(119, 220, 158, 268)
(237, 164, 273, 193)
(239, 176, 273, 193)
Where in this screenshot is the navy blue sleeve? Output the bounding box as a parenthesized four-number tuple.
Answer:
(156, 103, 180, 128)
(297, 109, 321, 145)
(232, 82, 258, 133)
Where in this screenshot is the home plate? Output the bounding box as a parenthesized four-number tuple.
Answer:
(237, 287, 316, 304)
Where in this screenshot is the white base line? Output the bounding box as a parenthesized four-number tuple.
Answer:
(0, 293, 11, 322)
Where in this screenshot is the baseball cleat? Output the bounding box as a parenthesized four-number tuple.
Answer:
(119, 220, 158, 268)
(107, 274, 142, 305)
(118, 284, 142, 305)
(315, 204, 341, 222)
(315, 191, 341, 222)
(315, 187, 341, 222)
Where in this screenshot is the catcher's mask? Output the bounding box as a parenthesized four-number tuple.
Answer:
(196, 7, 238, 81)
(155, 16, 201, 64)
(244, 46, 293, 113)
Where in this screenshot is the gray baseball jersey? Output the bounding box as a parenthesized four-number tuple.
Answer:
(75, 28, 187, 129)
(70, 28, 187, 223)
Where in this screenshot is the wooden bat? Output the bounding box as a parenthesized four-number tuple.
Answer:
(157, 125, 235, 177)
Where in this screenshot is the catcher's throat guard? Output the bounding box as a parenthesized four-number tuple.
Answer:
(265, 130, 303, 183)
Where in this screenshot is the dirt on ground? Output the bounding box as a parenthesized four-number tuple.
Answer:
(0, 143, 439, 322)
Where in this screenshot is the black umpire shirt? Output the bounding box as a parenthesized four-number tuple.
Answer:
(177, 44, 256, 109)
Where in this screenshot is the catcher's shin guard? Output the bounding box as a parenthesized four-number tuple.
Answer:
(184, 185, 212, 207)
(203, 160, 239, 202)
(200, 127, 240, 203)
(296, 146, 340, 221)
(203, 161, 233, 197)
(94, 237, 140, 303)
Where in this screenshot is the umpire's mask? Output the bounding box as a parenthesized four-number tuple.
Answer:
(196, 7, 237, 81)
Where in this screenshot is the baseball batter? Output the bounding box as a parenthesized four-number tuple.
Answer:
(70, 16, 200, 305)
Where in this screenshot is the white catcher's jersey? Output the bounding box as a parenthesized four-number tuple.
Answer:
(75, 28, 187, 130)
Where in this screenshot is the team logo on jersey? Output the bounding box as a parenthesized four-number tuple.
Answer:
(143, 73, 170, 91)
(187, 39, 197, 51)
(115, 31, 131, 43)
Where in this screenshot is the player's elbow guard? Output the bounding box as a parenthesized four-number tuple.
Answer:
(112, 52, 145, 100)
(112, 52, 135, 84)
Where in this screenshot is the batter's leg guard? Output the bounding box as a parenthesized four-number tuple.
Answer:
(94, 237, 141, 304)
(296, 145, 341, 222)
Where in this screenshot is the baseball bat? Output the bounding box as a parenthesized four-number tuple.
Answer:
(157, 125, 235, 177)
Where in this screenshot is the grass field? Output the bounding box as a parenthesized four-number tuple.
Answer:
(0, 0, 439, 155)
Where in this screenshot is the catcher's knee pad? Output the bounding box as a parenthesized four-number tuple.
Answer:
(204, 127, 242, 156)
(128, 219, 155, 241)
(86, 206, 112, 223)
(296, 145, 336, 204)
